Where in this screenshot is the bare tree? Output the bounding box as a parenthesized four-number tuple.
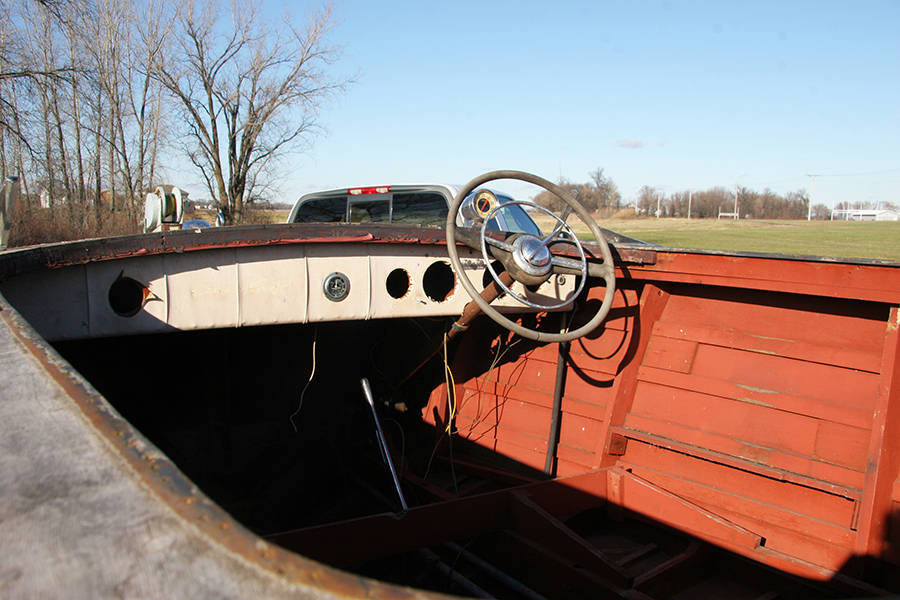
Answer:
(589, 167, 621, 210)
(635, 186, 657, 216)
(153, 0, 348, 224)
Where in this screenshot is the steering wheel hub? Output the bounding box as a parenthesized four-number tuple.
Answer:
(512, 235, 552, 277)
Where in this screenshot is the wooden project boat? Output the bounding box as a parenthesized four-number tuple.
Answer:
(1, 171, 899, 599)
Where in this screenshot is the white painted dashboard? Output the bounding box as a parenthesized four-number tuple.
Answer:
(0, 241, 576, 342)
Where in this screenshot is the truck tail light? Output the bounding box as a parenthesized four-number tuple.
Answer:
(348, 186, 390, 195)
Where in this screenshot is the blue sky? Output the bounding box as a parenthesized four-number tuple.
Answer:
(276, 1, 899, 210)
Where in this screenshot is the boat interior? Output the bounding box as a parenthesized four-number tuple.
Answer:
(3, 202, 900, 598)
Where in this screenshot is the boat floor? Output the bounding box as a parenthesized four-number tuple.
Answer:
(268, 455, 882, 599)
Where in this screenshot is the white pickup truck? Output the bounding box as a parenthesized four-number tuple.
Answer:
(287, 183, 544, 235)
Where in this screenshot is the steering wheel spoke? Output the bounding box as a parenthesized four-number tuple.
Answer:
(549, 255, 588, 273)
(484, 236, 516, 254)
(446, 171, 617, 343)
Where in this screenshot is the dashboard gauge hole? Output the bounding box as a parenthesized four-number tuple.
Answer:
(386, 268, 411, 299)
(423, 261, 455, 303)
(109, 276, 147, 317)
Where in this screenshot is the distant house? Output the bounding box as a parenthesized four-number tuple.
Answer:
(832, 209, 900, 221)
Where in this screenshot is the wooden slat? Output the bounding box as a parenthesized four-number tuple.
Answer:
(621, 464, 857, 548)
(509, 490, 632, 585)
(855, 308, 900, 572)
(618, 440, 860, 525)
(626, 252, 900, 305)
(628, 380, 821, 457)
(460, 375, 608, 422)
(651, 320, 883, 373)
(643, 335, 698, 373)
(606, 468, 763, 549)
(690, 344, 881, 411)
(637, 364, 874, 430)
(621, 413, 867, 491)
(814, 419, 871, 472)
(654, 290, 888, 361)
(611, 426, 864, 498)
(630, 370, 872, 473)
(598, 284, 672, 465)
(455, 413, 598, 472)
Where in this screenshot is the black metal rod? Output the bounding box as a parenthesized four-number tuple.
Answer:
(543, 340, 568, 477)
(361, 378, 408, 512)
(445, 542, 550, 600)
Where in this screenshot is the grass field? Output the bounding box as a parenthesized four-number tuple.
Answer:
(532, 215, 900, 261)
(213, 208, 899, 262)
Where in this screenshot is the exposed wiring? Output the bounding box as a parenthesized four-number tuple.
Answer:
(443, 331, 457, 433)
(289, 324, 317, 432)
(457, 330, 522, 437)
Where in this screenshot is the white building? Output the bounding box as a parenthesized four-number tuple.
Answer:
(831, 209, 900, 221)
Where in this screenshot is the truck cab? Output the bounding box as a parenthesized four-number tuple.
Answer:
(287, 183, 543, 235)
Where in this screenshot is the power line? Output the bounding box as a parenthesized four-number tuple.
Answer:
(813, 168, 900, 178)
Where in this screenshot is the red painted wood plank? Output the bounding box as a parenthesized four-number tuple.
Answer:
(455, 421, 598, 474)
(651, 320, 883, 374)
(606, 467, 764, 549)
(618, 416, 867, 491)
(814, 419, 871, 472)
(460, 374, 609, 422)
(598, 284, 673, 465)
(456, 413, 546, 453)
(724, 506, 857, 574)
(656, 286, 888, 356)
(457, 392, 550, 439)
(558, 410, 605, 453)
(625, 252, 900, 305)
(455, 413, 594, 474)
(621, 464, 857, 548)
(855, 308, 900, 566)
(637, 364, 874, 431)
(691, 344, 880, 411)
(455, 393, 603, 458)
(628, 380, 821, 457)
(618, 440, 859, 526)
(613, 426, 864, 498)
(643, 335, 697, 373)
(563, 371, 616, 409)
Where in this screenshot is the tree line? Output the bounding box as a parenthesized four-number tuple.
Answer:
(0, 0, 346, 242)
(534, 169, 858, 220)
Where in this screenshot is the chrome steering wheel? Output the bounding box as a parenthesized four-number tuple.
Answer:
(446, 170, 616, 343)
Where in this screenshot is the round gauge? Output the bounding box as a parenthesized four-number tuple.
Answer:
(473, 190, 498, 219)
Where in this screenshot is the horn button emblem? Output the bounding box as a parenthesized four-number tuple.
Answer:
(512, 235, 552, 277)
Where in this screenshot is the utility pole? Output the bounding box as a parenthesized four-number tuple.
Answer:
(688, 189, 692, 219)
(806, 174, 816, 221)
(734, 184, 739, 218)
